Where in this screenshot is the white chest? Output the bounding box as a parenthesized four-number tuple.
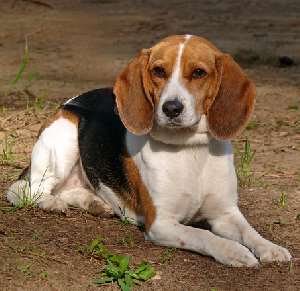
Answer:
(127, 133, 236, 224)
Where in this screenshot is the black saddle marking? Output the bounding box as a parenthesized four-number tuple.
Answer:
(63, 88, 130, 194)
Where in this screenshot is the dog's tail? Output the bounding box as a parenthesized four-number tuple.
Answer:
(6, 166, 31, 206)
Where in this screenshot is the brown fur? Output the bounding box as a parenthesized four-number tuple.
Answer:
(114, 51, 154, 135)
(207, 54, 256, 139)
(114, 35, 186, 135)
(114, 35, 255, 140)
(38, 108, 79, 137)
(123, 155, 156, 232)
(181, 37, 221, 115)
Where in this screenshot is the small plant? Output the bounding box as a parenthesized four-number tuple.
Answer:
(0, 134, 14, 163)
(278, 192, 287, 208)
(160, 247, 176, 264)
(18, 263, 32, 277)
(11, 38, 30, 87)
(12, 180, 41, 210)
(86, 238, 156, 291)
(246, 120, 259, 130)
(32, 231, 40, 241)
(120, 234, 135, 247)
(8, 168, 48, 210)
(287, 104, 299, 111)
(237, 139, 255, 188)
(273, 218, 287, 226)
(40, 271, 48, 279)
(119, 209, 136, 226)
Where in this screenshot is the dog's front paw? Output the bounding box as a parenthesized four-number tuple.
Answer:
(38, 196, 68, 213)
(255, 242, 291, 263)
(214, 240, 259, 267)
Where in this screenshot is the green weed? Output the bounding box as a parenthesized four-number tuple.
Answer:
(11, 38, 30, 87)
(8, 168, 48, 210)
(40, 271, 48, 279)
(32, 231, 40, 241)
(237, 139, 255, 188)
(120, 234, 135, 247)
(86, 238, 156, 291)
(278, 192, 287, 208)
(0, 134, 14, 163)
(18, 263, 32, 277)
(287, 104, 299, 111)
(246, 120, 259, 130)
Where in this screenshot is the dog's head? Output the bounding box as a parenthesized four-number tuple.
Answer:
(114, 35, 255, 143)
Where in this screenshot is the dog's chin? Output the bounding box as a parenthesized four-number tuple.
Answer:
(150, 118, 210, 146)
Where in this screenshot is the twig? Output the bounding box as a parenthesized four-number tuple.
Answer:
(12, 0, 54, 9)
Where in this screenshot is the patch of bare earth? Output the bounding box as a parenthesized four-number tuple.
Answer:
(0, 1, 299, 290)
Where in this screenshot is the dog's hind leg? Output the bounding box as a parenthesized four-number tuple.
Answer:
(7, 113, 79, 212)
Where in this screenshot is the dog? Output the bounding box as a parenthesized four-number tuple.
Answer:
(7, 35, 291, 267)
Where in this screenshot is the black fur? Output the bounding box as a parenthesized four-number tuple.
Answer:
(63, 88, 131, 195)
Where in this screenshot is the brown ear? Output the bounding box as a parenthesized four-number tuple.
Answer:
(113, 50, 153, 135)
(207, 54, 256, 139)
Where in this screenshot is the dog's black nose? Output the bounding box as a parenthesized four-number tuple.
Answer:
(162, 99, 184, 119)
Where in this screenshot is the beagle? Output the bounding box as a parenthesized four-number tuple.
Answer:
(7, 35, 291, 267)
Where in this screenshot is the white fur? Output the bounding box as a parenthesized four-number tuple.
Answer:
(6, 116, 111, 214)
(157, 36, 199, 128)
(126, 131, 291, 266)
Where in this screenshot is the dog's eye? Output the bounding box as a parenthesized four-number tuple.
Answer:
(192, 68, 207, 79)
(152, 66, 166, 78)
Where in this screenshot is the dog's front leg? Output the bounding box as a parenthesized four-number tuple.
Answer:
(209, 207, 291, 263)
(146, 218, 258, 267)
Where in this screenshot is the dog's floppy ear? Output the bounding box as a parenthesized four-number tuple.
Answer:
(207, 54, 256, 139)
(113, 49, 154, 135)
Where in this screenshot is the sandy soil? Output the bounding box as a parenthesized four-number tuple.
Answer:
(0, 0, 299, 290)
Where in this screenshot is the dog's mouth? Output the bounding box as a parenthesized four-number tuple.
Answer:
(164, 119, 201, 130)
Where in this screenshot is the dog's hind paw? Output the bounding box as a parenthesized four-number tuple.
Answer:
(38, 196, 68, 213)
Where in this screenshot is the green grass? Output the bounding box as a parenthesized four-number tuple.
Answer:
(0, 134, 14, 163)
(40, 271, 48, 279)
(84, 238, 156, 291)
(7, 168, 48, 210)
(11, 38, 30, 87)
(278, 192, 287, 208)
(12, 180, 41, 210)
(237, 139, 255, 188)
(246, 120, 259, 130)
(287, 104, 299, 111)
(18, 263, 32, 277)
(120, 234, 135, 247)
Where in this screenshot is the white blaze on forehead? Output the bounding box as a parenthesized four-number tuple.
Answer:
(157, 34, 199, 127)
(167, 35, 191, 91)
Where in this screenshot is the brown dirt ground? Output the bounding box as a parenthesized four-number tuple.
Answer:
(0, 0, 299, 290)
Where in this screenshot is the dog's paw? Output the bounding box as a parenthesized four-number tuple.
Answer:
(87, 200, 114, 218)
(255, 242, 291, 263)
(38, 196, 68, 213)
(214, 240, 259, 267)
